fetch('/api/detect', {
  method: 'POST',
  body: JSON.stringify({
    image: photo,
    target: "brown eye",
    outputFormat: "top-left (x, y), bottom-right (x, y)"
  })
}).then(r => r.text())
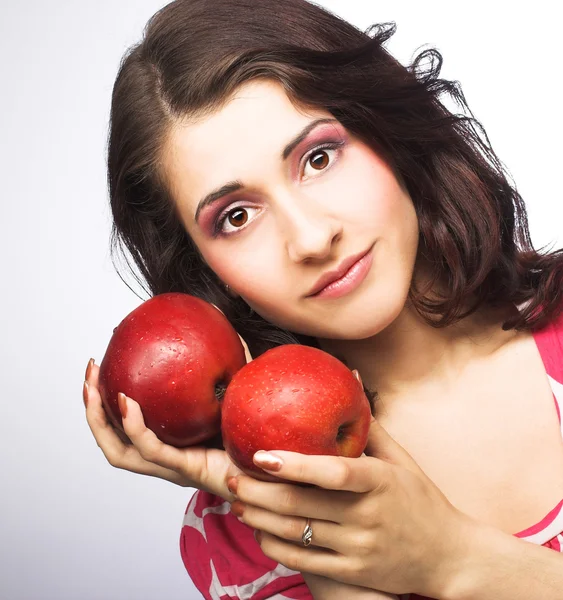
top-left (309, 150), bottom-right (330, 170)
top-left (227, 208), bottom-right (248, 228)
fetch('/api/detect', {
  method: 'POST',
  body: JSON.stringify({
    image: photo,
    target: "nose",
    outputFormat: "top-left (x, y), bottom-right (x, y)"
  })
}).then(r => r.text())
top-left (279, 195), bottom-right (343, 263)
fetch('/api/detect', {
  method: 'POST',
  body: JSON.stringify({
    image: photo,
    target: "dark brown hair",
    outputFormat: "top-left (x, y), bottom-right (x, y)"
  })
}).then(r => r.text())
top-left (107, 0), bottom-right (563, 360)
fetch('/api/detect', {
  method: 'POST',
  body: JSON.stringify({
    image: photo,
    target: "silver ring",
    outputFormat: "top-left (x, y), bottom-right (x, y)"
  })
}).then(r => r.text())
top-left (301, 518), bottom-right (313, 547)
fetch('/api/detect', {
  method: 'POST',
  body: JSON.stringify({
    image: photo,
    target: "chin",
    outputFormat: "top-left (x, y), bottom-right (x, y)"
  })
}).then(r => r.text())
top-left (311, 285), bottom-right (410, 340)
top-left (283, 301), bottom-right (404, 342)
top-left (246, 273), bottom-right (411, 341)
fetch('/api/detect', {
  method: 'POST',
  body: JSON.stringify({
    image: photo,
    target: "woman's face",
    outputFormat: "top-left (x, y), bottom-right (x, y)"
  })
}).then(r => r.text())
top-left (163, 79), bottom-right (419, 340)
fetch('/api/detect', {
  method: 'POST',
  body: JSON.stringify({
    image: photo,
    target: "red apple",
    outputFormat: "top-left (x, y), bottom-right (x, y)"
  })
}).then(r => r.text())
top-left (98, 293), bottom-right (247, 447)
top-left (221, 344), bottom-right (372, 480)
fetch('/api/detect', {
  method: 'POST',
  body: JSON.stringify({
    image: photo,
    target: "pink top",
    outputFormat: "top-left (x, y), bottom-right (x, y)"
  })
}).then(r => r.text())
top-left (179, 311), bottom-right (563, 600)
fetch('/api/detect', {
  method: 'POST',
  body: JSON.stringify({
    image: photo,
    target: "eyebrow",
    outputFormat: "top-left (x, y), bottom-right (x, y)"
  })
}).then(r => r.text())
top-left (194, 117), bottom-right (338, 223)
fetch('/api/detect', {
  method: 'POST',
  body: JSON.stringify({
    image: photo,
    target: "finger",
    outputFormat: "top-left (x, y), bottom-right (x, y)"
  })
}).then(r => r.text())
top-left (232, 502), bottom-right (344, 552)
top-left (84, 363), bottom-right (135, 458)
top-left (85, 361), bottom-right (244, 497)
top-left (119, 394), bottom-right (197, 474)
top-left (237, 333), bottom-right (253, 363)
top-left (365, 419), bottom-right (424, 476)
top-left (121, 394), bottom-right (245, 496)
top-left (257, 531), bottom-right (355, 583)
top-left (233, 475), bottom-right (351, 522)
top-left (252, 450), bottom-right (390, 493)
top-left (85, 363), bottom-right (132, 445)
top-left (84, 363), bottom-right (185, 484)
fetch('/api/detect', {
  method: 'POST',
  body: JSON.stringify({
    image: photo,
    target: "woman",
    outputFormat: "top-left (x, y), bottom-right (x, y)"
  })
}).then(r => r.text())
top-left (83, 0), bottom-right (563, 598)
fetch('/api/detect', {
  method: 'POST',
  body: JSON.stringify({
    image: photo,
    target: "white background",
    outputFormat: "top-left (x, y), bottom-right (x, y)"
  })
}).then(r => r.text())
top-left (1, 1), bottom-right (561, 599)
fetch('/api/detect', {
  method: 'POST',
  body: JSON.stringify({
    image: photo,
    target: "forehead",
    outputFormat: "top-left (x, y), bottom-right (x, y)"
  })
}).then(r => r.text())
top-left (163, 80), bottom-right (330, 209)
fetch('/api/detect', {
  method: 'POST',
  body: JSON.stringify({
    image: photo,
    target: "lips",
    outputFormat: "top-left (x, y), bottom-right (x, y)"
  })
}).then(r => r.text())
top-left (307, 246), bottom-right (373, 297)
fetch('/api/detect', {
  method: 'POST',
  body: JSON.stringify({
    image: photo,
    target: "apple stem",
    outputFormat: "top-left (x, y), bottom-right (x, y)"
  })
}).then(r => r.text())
top-left (215, 382), bottom-right (228, 402)
top-left (337, 422), bottom-right (353, 442)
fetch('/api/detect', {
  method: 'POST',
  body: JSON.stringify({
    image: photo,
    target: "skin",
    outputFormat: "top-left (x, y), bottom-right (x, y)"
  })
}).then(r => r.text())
top-left (85, 79), bottom-right (563, 599)
top-left (164, 79), bottom-right (525, 400)
top-left (165, 78), bottom-right (419, 343)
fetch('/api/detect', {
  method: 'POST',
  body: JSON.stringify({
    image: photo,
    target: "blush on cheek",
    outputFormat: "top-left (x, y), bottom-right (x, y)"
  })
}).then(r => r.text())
top-left (200, 252), bottom-right (260, 303)
top-left (200, 254), bottom-right (231, 286)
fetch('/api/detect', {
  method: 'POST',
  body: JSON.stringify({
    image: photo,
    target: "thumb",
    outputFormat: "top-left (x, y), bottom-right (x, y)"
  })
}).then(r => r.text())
top-left (365, 418), bottom-right (424, 475)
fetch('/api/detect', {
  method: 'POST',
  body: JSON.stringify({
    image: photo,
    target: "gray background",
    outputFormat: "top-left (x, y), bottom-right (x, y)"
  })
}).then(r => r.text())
top-left (1, 1), bottom-right (560, 599)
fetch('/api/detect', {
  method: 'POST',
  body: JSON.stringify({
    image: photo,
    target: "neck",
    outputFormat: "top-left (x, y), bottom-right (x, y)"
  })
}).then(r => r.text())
top-left (317, 301), bottom-right (520, 402)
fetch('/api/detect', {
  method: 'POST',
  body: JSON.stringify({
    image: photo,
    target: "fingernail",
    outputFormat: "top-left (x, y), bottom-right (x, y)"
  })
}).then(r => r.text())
top-left (352, 369), bottom-right (363, 386)
top-left (253, 450), bottom-right (283, 472)
top-left (118, 392), bottom-right (128, 419)
top-left (227, 476), bottom-right (238, 496)
top-left (83, 380), bottom-right (89, 408)
top-left (230, 501), bottom-right (245, 519)
top-left (85, 358), bottom-right (95, 381)
top-left (254, 530), bottom-right (262, 544)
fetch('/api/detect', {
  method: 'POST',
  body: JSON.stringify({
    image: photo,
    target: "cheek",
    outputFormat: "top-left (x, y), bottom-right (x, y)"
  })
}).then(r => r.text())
top-left (200, 241), bottom-right (298, 330)
top-left (200, 239), bottom-right (283, 301)
top-left (339, 150), bottom-right (419, 264)
top-left (198, 246), bottom-right (245, 287)
top-left (200, 251), bottom-right (230, 284)
top-left (328, 146), bottom-right (401, 220)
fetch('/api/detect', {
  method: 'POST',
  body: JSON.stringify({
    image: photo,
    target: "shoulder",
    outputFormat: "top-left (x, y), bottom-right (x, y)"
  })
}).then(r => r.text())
top-left (180, 489), bottom-right (312, 600)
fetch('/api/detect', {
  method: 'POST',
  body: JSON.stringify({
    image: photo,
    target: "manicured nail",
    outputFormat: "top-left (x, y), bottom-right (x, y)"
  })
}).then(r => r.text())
top-left (83, 380), bottom-right (89, 408)
top-left (253, 450), bottom-right (283, 472)
top-left (230, 501), bottom-right (245, 519)
top-left (227, 476), bottom-right (238, 496)
top-left (85, 358), bottom-right (95, 381)
top-left (254, 530), bottom-right (262, 544)
top-left (117, 392), bottom-right (128, 419)
top-left (352, 369), bottom-right (363, 386)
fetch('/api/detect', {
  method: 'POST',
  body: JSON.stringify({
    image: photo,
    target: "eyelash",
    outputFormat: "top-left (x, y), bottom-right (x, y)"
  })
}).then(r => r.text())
top-left (212, 140), bottom-right (345, 237)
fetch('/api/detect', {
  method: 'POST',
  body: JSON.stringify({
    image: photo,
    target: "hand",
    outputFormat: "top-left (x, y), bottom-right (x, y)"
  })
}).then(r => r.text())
top-left (228, 418), bottom-right (476, 598)
top-left (83, 359), bottom-right (243, 500)
top-left (302, 573), bottom-right (399, 600)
